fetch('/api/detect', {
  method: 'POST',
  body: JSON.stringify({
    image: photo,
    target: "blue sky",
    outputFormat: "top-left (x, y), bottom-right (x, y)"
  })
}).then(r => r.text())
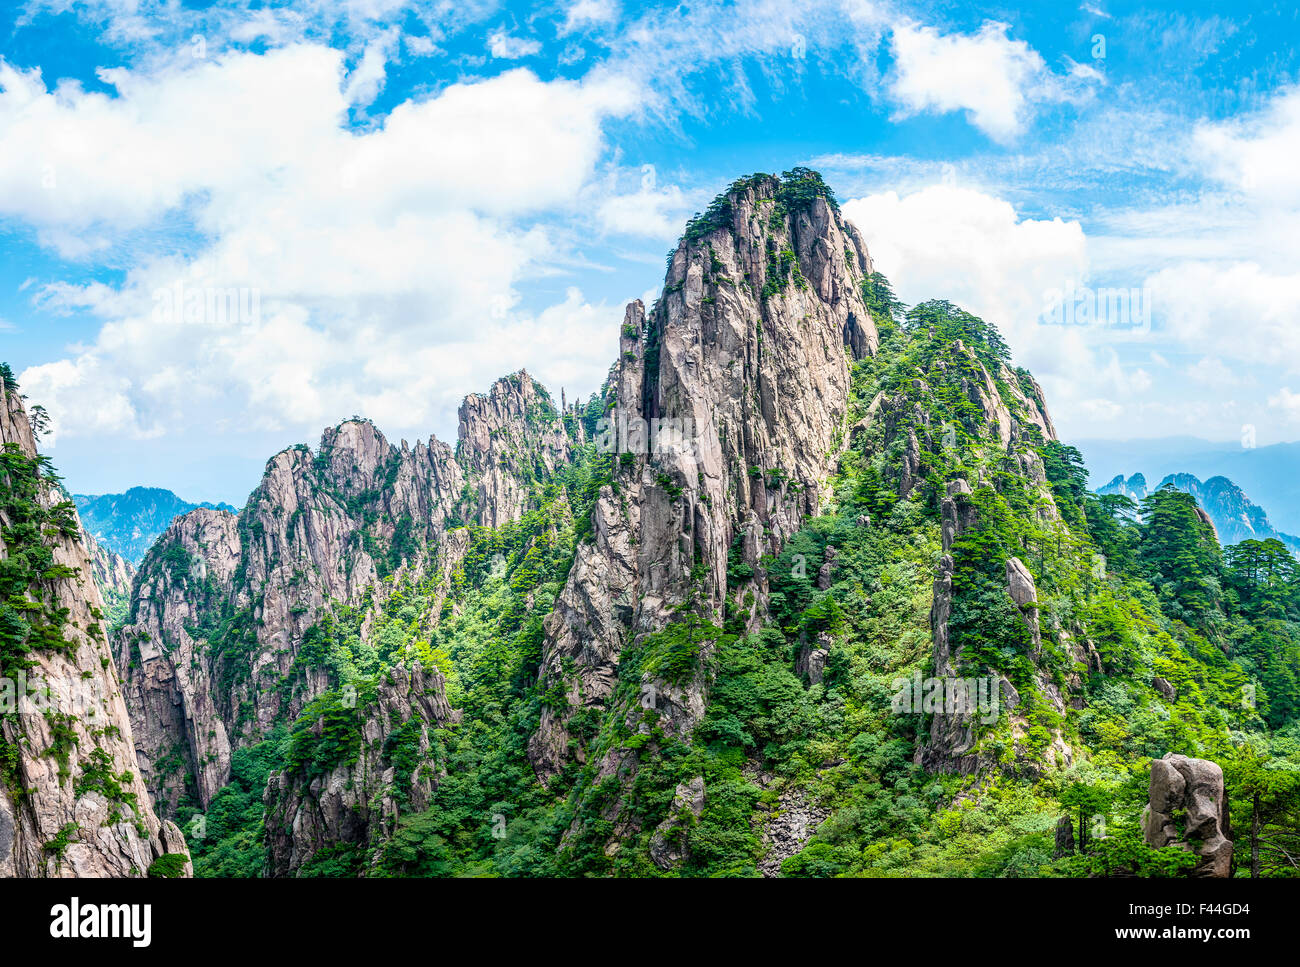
top-left (1, 0), bottom-right (1298, 505)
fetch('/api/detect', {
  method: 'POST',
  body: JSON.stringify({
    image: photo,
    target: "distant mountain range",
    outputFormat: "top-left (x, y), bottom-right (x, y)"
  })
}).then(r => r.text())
top-left (1077, 436), bottom-right (1300, 535)
top-left (1096, 471), bottom-right (1300, 553)
top-left (73, 487), bottom-right (238, 563)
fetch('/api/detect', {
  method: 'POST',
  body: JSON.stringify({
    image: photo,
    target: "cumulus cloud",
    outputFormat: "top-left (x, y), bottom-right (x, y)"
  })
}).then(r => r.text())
top-left (4, 47), bottom-right (639, 445)
top-left (842, 184), bottom-right (1089, 370)
top-left (886, 20), bottom-right (1098, 141)
top-left (1147, 261), bottom-right (1300, 367)
top-left (839, 183), bottom-right (1173, 439)
top-left (595, 165), bottom-right (694, 240)
top-left (1268, 387), bottom-right (1300, 424)
top-left (1196, 88), bottom-right (1300, 206)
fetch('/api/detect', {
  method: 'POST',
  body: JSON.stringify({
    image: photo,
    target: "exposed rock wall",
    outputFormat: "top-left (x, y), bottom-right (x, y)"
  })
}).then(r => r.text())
top-left (529, 174), bottom-right (878, 782)
top-left (115, 373), bottom-right (569, 814)
top-left (83, 529), bottom-right (135, 615)
top-left (457, 371), bottom-right (571, 529)
top-left (1, 381), bottom-right (190, 877)
top-left (263, 663), bottom-right (459, 876)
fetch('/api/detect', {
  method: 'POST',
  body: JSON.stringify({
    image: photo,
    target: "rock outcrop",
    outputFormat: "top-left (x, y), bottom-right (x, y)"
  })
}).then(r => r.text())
top-left (1053, 814), bottom-right (1075, 857)
top-left (1, 375), bottom-right (190, 877)
top-left (1005, 556), bottom-right (1042, 657)
top-left (529, 172), bottom-right (878, 787)
top-left (82, 528), bottom-right (135, 618)
top-left (457, 372), bottom-right (571, 529)
top-left (1142, 753), bottom-right (1233, 877)
top-left (114, 373), bottom-right (571, 814)
top-left (648, 776), bottom-right (705, 870)
top-left (263, 663), bottom-right (459, 876)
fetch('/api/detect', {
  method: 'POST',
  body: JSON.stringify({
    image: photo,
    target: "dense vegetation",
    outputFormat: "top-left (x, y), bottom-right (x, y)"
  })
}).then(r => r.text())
top-left (178, 267), bottom-right (1300, 878)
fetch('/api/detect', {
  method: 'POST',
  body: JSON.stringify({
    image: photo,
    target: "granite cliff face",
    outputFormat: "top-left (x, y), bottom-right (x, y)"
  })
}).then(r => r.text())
top-left (527, 173), bottom-right (877, 837)
top-left (457, 375), bottom-right (571, 529)
top-left (0, 377), bottom-right (190, 877)
top-left (83, 529), bottom-right (135, 619)
top-left (263, 663), bottom-right (459, 876)
top-left (114, 372), bottom-right (569, 815)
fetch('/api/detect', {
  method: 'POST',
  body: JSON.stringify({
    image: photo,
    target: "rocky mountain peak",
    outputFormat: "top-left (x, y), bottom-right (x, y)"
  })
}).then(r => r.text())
top-left (528, 169), bottom-right (882, 781)
top-left (457, 371), bottom-right (571, 529)
top-left (112, 366), bottom-right (583, 814)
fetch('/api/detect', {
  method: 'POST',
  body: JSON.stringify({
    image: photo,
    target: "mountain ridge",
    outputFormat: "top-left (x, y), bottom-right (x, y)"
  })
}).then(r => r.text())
top-left (1098, 471), bottom-right (1300, 553)
top-left (1079, 437), bottom-right (1300, 535)
top-left (73, 486), bottom-right (238, 565)
top-left (65, 169), bottom-right (1300, 879)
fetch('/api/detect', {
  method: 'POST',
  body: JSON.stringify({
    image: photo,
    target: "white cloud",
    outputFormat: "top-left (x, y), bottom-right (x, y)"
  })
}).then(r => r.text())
top-left (0, 48), bottom-right (345, 250)
top-left (842, 184), bottom-right (1089, 373)
top-left (839, 183), bottom-right (1173, 440)
top-left (1195, 87), bottom-right (1300, 206)
top-left (1268, 387), bottom-right (1300, 423)
top-left (886, 20), bottom-right (1095, 141)
top-left (1147, 261), bottom-right (1300, 366)
top-left (1050, 85), bottom-right (1300, 444)
top-left (1077, 398), bottom-right (1123, 422)
top-left (405, 34), bottom-right (438, 56)
top-left (488, 29), bottom-right (542, 59)
top-left (5, 47), bottom-right (639, 444)
top-left (597, 183), bottom-right (692, 239)
top-left (887, 21), bottom-right (1044, 140)
top-left (561, 0), bottom-right (619, 35)
top-left (19, 354), bottom-right (159, 443)
top-left (343, 27), bottom-right (399, 106)
top-left (1186, 356), bottom-right (1239, 388)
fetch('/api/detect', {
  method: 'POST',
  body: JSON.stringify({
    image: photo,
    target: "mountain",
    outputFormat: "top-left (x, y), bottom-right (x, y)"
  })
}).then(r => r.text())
top-left (1098, 472), bottom-right (1300, 552)
top-left (73, 487), bottom-right (238, 564)
top-left (81, 529), bottom-right (136, 624)
top-left (1078, 437), bottom-right (1300, 535)
top-left (1097, 471), bottom-right (1149, 503)
top-left (114, 373), bottom-right (574, 872)
top-left (101, 170), bottom-right (1300, 879)
top-left (0, 367), bottom-right (191, 877)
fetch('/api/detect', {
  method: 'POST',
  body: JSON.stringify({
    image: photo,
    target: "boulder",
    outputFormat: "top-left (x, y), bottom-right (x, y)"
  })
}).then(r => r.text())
top-left (1141, 753), bottom-right (1233, 877)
